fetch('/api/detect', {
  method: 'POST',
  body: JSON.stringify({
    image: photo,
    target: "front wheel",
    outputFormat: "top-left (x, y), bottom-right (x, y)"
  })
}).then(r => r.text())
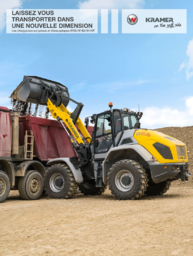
top-left (107, 159), bottom-right (148, 200)
top-left (0, 171), bottom-right (10, 203)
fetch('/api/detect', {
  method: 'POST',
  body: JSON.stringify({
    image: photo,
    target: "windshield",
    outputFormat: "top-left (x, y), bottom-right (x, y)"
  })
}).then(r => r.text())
top-left (123, 113), bottom-right (138, 130)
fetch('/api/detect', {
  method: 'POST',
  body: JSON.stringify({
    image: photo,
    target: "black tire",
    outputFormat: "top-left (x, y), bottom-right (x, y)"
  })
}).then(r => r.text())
top-left (0, 171), bottom-right (10, 203)
top-left (18, 170), bottom-right (44, 200)
top-left (78, 180), bottom-right (106, 195)
top-left (107, 159), bottom-right (148, 200)
top-left (146, 180), bottom-right (171, 196)
top-left (44, 164), bottom-right (76, 199)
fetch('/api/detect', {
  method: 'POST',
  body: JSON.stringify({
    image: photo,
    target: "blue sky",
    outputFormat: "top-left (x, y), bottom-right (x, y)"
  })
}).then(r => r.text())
top-left (0, 0), bottom-right (193, 128)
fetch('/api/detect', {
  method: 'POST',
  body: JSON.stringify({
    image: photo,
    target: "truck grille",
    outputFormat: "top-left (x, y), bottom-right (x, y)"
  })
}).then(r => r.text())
top-left (176, 146), bottom-right (186, 160)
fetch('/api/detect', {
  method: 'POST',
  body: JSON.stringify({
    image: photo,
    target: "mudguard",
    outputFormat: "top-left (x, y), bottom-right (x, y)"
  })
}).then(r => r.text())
top-left (47, 158), bottom-right (83, 183)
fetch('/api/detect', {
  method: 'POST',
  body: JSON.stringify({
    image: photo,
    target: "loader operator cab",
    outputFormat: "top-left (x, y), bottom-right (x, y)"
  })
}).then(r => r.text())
top-left (93, 108), bottom-right (142, 155)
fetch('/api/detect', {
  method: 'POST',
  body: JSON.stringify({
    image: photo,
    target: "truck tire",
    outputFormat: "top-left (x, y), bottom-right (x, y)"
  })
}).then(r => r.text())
top-left (44, 164), bottom-right (76, 199)
top-left (0, 171), bottom-right (10, 203)
top-left (146, 180), bottom-right (171, 196)
top-left (18, 170), bottom-right (44, 200)
top-left (78, 180), bottom-right (106, 195)
top-left (107, 159), bottom-right (148, 200)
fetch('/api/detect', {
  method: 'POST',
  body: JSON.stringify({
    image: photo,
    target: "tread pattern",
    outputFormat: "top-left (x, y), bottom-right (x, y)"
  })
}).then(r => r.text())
top-left (146, 180), bottom-right (171, 196)
top-left (18, 170), bottom-right (44, 200)
top-left (18, 170), bottom-right (34, 200)
top-left (44, 163), bottom-right (76, 199)
top-left (107, 159), bottom-right (148, 200)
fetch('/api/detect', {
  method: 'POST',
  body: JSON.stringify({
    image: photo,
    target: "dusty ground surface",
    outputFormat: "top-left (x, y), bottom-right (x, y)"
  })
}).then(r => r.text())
top-left (0, 187), bottom-right (193, 256)
top-left (1, 126), bottom-right (193, 256)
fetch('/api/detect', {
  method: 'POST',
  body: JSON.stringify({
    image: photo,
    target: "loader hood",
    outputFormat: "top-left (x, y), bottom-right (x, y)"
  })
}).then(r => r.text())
top-left (133, 129), bottom-right (188, 164)
top-left (10, 76), bottom-right (70, 107)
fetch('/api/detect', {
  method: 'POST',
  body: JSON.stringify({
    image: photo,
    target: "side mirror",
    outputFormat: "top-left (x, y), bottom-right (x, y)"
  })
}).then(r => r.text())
top-left (90, 114), bottom-right (96, 124)
top-left (85, 117), bottom-right (89, 129)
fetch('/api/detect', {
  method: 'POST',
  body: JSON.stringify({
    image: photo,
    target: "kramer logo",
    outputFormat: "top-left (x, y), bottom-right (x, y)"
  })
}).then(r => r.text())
top-left (146, 17), bottom-right (174, 22)
top-left (66, 119), bottom-right (79, 139)
top-left (127, 14), bottom-right (138, 25)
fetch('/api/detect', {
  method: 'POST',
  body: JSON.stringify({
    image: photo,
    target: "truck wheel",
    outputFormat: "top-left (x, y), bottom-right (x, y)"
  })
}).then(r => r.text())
top-left (44, 164), bottom-right (76, 199)
top-left (146, 180), bottom-right (171, 196)
top-left (78, 180), bottom-right (106, 195)
top-left (107, 159), bottom-right (148, 200)
top-left (18, 170), bottom-right (44, 200)
top-left (0, 171), bottom-right (10, 203)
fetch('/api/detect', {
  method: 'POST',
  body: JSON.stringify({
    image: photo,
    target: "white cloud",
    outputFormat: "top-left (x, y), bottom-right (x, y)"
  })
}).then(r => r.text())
top-left (78, 0), bottom-right (144, 9)
top-left (0, 0), bottom-right (23, 32)
top-left (92, 79), bottom-right (155, 93)
top-left (179, 39), bottom-right (193, 80)
top-left (142, 96), bottom-right (193, 128)
top-left (177, 60), bottom-right (186, 72)
top-left (186, 96), bottom-right (193, 115)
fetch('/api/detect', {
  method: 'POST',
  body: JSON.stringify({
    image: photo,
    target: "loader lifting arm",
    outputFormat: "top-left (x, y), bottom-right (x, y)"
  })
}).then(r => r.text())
top-left (10, 76), bottom-right (92, 168)
top-left (47, 99), bottom-right (92, 145)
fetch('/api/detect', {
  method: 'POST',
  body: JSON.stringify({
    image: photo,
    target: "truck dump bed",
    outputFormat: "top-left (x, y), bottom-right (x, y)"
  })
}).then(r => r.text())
top-left (19, 115), bottom-right (93, 162)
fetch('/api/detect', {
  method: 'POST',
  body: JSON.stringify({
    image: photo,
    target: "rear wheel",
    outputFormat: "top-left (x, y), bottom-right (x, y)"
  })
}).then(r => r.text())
top-left (107, 159), bottom-right (148, 200)
top-left (18, 170), bottom-right (44, 200)
top-left (78, 180), bottom-right (106, 195)
top-left (146, 180), bottom-right (171, 196)
top-left (0, 171), bottom-right (10, 203)
top-left (44, 164), bottom-right (76, 199)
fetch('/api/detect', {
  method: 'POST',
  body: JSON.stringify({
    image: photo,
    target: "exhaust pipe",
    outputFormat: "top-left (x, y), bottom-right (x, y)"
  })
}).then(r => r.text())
top-left (10, 76), bottom-right (70, 107)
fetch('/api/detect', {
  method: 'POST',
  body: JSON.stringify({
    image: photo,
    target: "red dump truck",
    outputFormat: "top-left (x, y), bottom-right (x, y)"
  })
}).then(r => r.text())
top-left (0, 106), bottom-right (93, 202)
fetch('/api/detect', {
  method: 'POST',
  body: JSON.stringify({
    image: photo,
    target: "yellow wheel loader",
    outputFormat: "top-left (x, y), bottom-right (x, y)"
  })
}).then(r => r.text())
top-left (10, 76), bottom-right (190, 200)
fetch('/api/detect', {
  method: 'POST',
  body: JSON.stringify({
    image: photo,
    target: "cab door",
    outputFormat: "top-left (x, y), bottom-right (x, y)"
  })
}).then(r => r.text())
top-left (94, 112), bottom-right (113, 159)
top-left (93, 110), bottom-right (122, 159)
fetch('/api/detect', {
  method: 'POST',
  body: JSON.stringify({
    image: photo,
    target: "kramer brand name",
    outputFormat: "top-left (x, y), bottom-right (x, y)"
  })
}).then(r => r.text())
top-left (146, 17), bottom-right (174, 22)
top-left (66, 119), bottom-right (79, 139)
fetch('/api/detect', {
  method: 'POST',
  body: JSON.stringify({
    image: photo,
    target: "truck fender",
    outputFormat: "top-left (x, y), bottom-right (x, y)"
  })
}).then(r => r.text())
top-left (47, 158), bottom-right (83, 183)
top-left (0, 160), bottom-right (15, 187)
top-left (15, 160), bottom-right (46, 178)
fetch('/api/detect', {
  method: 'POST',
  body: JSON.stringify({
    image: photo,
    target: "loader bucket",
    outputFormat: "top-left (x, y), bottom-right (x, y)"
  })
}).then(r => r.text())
top-left (10, 76), bottom-right (70, 107)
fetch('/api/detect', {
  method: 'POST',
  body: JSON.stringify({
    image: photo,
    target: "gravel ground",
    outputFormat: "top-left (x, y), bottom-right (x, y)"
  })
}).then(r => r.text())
top-left (1, 126), bottom-right (193, 256)
top-left (0, 187), bottom-right (193, 256)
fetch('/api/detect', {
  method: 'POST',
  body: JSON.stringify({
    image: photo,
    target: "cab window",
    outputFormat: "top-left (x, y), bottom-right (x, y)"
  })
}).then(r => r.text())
top-left (95, 113), bottom-right (112, 153)
top-left (123, 114), bottom-right (137, 130)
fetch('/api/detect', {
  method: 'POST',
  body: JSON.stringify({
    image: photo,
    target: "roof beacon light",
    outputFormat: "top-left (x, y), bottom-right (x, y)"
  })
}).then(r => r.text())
top-left (109, 102), bottom-right (113, 108)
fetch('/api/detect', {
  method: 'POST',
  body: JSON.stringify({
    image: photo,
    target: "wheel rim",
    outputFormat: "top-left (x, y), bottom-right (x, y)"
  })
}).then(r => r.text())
top-left (49, 173), bottom-right (65, 193)
top-left (115, 170), bottom-right (134, 192)
top-left (0, 178), bottom-right (6, 196)
top-left (30, 178), bottom-right (40, 194)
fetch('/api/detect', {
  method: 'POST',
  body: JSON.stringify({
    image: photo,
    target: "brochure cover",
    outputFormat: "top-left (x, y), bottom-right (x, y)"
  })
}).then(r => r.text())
top-left (0, 1), bottom-right (193, 255)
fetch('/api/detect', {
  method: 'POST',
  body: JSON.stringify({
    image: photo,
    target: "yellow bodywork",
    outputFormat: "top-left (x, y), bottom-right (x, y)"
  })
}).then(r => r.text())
top-left (47, 99), bottom-right (92, 145)
top-left (134, 129), bottom-right (188, 164)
